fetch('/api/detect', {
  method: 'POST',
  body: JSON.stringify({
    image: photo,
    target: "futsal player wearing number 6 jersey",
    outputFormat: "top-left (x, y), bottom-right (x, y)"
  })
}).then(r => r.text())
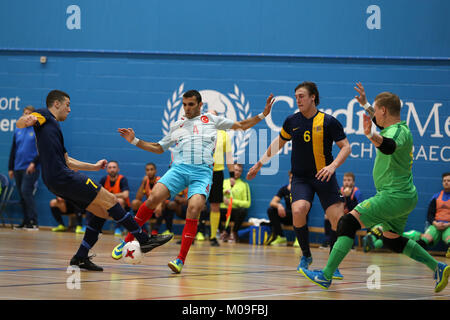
top-left (114, 90), bottom-right (275, 274)
top-left (247, 82), bottom-right (351, 280)
top-left (298, 84), bottom-right (449, 293)
top-left (16, 90), bottom-right (173, 271)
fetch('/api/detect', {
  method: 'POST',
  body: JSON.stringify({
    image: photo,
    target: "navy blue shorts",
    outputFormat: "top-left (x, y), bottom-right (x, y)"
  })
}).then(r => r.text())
top-left (46, 170), bottom-right (101, 210)
top-left (291, 173), bottom-right (343, 211)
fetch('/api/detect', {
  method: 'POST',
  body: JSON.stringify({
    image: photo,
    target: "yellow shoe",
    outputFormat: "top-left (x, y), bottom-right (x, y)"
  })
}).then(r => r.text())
top-left (162, 230), bottom-right (174, 236)
top-left (293, 238), bottom-right (300, 247)
top-left (270, 235), bottom-right (287, 246)
top-left (446, 247), bottom-right (450, 259)
top-left (111, 240), bottom-right (126, 260)
top-left (52, 224), bottom-right (67, 232)
top-left (75, 225), bottom-right (85, 234)
top-left (168, 258), bottom-right (184, 274)
top-left (195, 232), bottom-right (205, 241)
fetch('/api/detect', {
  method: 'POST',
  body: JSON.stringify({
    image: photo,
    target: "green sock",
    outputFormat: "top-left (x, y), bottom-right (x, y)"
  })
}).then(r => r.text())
top-left (374, 238), bottom-right (384, 249)
top-left (402, 230), bottom-right (422, 241)
top-left (323, 236), bottom-right (354, 280)
top-left (402, 239), bottom-right (438, 271)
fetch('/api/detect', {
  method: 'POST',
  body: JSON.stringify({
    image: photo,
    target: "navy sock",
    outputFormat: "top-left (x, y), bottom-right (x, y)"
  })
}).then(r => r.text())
top-left (75, 215), bottom-right (106, 258)
top-left (324, 219), bottom-right (332, 242)
top-left (107, 203), bottom-right (149, 243)
top-left (50, 207), bottom-right (64, 226)
top-left (294, 225), bottom-right (311, 257)
top-left (329, 229), bottom-right (338, 253)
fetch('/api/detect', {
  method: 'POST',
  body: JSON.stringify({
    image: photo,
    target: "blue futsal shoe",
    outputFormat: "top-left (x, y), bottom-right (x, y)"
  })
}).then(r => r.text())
top-left (434, 262), bottom-right (450, 293)
top-left (332, 268), bottom-right (344, 280)
top-left (298, 268), bottom-right (332, 290)
top-left (297, 256), bottom-right (313, 272)
top-left (168, 258), bottom-right (184, 274)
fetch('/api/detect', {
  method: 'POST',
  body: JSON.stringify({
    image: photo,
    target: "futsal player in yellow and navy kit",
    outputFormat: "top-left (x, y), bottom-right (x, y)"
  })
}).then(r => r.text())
top-left (16, 90), bottom-right (172, 271)
top-left (247, 82), bottom-right (351, 279)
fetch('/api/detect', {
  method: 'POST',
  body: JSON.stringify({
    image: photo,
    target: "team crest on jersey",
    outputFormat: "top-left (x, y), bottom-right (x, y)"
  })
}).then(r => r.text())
top-left (162, 83), bottom-right (252, 159)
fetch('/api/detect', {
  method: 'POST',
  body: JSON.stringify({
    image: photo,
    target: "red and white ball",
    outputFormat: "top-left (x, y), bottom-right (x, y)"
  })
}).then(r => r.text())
top-left (122, 241), bottom-right (143, 265)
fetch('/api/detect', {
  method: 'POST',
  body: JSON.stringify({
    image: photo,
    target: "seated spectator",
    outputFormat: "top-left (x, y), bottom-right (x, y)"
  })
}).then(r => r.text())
top-left (50, 196), bottom-right (85, 233)
top-left (99, 161), bottom-right (131, 236)
top-left (9, 105), bottom-right (40, 230)
top-left (131, 162), bottom-right (163, 233)
top-left (419, 172), bottom-right (450, 257)
top-left (131, 163), bottom-right (160, 212)
top-left (219, 163), bottom-right (251, 243)
top-left (266, 171), bottom-right (293, 246)
top-left (166, 188), bottom-right (208, 244)
top-left (363, 172), bottom-right (450, 258)
top-left (340, 172), bottom-right (362, 214)
top-left (322, 172), bottom-right (362, 248)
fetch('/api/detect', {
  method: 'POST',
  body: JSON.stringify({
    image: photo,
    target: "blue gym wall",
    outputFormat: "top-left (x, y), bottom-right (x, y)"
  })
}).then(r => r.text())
top-left (0, 0), bottom-right (449, 231)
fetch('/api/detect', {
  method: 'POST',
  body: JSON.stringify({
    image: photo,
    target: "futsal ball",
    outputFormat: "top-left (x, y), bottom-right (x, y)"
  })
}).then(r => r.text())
top-left (122, 241), bottom-right (143, 265)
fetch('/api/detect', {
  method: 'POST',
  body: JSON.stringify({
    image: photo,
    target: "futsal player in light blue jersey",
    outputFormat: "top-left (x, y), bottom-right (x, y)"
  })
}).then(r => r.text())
top-left (114, 90), bottom-right (275, 273)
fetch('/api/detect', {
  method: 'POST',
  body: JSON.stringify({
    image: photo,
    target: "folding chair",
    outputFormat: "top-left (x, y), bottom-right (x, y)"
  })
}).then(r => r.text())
top-left (0, 173), bottom-right (15, 227)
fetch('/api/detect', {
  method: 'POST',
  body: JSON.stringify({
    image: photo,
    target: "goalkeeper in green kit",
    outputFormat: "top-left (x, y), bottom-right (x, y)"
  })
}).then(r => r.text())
top-left (298, 82), bottom-right (449, 293)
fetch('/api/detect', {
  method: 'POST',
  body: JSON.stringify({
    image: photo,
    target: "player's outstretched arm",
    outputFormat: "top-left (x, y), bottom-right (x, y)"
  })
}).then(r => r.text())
top-left (118, 128), bottom-right (164, 154)
top-left (246, 135), bottom-right (286, 180)
top-left (16, 114), bottom-right (38, 128)
top-left (354, 82), bottom-right (375, 118)
top-left (65, 153), bottom-right (107, 171)
top-left (231, 94), bottom-right (275, 131)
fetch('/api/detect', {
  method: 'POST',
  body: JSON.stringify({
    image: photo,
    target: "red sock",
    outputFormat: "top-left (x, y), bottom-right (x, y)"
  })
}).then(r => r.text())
top-left (124, 202), bottom-right (154, 242)
top-left (177, 219), bottom-right (198, 263)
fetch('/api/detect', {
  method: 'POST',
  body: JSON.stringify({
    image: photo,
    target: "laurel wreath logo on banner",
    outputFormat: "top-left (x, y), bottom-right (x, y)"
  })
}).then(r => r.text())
top-left (161, 83), bottom-right (252, 157)
top-left (162, 83), bottom-right (185, 136)
top-left (228, 84), bottom-right (252, 159)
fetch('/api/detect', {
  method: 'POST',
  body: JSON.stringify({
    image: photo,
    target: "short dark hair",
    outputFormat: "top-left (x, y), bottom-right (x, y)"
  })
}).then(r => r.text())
top-left (146, 162), bottom-right (156, 169)
top-left (183, 90), bottom-right (202, 103)
top-left (295, 81), bottom-right (320, 106)
top-left (374, 92), bottom-right (401, 117)
top-left (46, 90), bottom-right (70, 108)
top-left (108, 160), bottom-right (119, 167)
top-left (443, 172), bottom-right (450, 179)
top-left (344, 172), bottom-right (355, 181)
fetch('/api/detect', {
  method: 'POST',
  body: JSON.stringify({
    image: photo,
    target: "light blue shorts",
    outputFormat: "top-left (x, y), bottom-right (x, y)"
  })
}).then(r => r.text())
top-left (158, 163), bottom-right (213, 199)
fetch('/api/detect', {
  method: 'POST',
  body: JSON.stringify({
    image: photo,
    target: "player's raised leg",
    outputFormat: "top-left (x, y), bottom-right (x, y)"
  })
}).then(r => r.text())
top-left (299, 211), bottom-right (361, 289)
top-left (112, 183), bottom-right (172, 259)
top-left (92, 188), bottom-right (172, 249)
top-left (324, 201), bottom-right (345, 279)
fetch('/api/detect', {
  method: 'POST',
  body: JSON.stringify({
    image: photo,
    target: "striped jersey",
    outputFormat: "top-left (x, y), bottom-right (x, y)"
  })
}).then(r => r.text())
top-left (158, 113), bottom-right (235, 166)
top-left (280, 110), bottom-right (346, 177)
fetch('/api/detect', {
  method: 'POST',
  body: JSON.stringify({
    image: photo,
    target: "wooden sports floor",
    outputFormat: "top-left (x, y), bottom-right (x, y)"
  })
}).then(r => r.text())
top-left (0, 228), bottom-right (449, 301)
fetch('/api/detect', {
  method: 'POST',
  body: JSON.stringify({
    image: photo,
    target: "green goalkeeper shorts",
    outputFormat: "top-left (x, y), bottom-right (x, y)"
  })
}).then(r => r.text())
top-left (355, 191), bottom-right (418, 235)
